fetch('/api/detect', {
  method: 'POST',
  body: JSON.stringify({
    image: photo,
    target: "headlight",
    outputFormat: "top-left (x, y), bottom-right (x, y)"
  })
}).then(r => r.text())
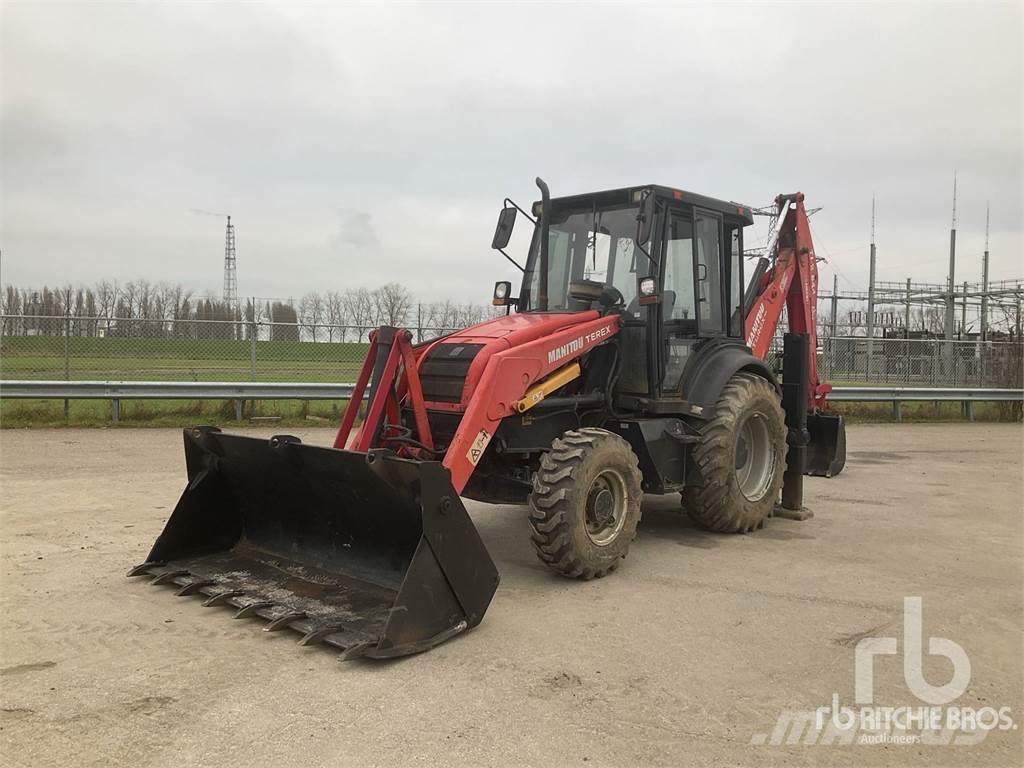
top-left (492, 281), bottom-right (513, 306)
top-left (637, 276), bottom-right (659, 306)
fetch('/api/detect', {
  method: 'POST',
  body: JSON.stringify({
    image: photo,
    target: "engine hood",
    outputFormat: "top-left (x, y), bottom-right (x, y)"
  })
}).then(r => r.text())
top-left (417, 311), bottom-right (602, 410)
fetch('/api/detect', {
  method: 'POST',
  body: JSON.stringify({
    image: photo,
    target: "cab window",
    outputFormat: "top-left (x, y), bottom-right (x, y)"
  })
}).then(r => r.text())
top-left (695, 211), bottom-right (723, 335)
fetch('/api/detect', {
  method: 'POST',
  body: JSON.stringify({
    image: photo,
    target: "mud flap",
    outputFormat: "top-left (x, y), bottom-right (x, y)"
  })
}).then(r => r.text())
top-left (129, 427), bottom-right (499, 659)
top-left (806, 413), bottom-right (847, 478)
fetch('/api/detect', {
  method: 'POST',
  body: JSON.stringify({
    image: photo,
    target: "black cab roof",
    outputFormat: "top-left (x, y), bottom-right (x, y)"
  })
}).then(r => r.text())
top-left (538, 184), bottom-right (754, 226)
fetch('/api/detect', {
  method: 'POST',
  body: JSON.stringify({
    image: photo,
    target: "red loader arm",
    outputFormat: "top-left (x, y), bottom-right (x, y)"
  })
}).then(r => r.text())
top-left (335, 313), bottom-right (621, 494)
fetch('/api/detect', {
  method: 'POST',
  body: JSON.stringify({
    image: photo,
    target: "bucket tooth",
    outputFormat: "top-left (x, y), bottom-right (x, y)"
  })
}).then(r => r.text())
top-left (233, 601), bottom-right (274, 619)
top-left (151, 570), bottom-right (190, 586)
top-left (127, 561), bottom-right (162, 577)
top-left (263, 611), bottom-right (306, 632)
top-left (175, 579), bottom-right (216, 596)
top-left (338, 642), bottom-right (375, 661)
top-left (202, 590), bottom-right (244, 607)
top-left (297, 625), bottom-right (344, 647)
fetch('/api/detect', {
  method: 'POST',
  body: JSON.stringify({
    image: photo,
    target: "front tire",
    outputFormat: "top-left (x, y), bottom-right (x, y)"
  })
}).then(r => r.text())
top-left (528, 428), bottom-right (643, 579)
top-left (683, 372), bottom-right (785, 533)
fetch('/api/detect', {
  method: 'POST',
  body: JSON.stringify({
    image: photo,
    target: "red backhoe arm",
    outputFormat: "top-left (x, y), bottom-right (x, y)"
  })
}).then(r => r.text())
top-left (744, 192), bottom-right (831, 410)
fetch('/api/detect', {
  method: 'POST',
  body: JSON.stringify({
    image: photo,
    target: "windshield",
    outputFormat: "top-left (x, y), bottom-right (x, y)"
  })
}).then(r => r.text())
top-left (519, 204), bottom-right (647, 311)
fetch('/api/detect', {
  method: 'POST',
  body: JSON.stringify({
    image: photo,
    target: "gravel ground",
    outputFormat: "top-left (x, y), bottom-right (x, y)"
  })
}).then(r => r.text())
top-left (1, 424), bottom-right (1021, 767)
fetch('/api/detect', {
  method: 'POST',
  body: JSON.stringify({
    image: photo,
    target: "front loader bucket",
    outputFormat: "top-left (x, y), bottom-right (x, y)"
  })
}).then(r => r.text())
top-left (129, 427), bottom-right (499, 659)
top-left (806, 412), bottom-right (847, 478)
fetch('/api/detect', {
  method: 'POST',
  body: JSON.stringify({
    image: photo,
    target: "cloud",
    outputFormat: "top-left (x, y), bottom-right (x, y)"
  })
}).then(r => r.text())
top-left (328, 210), bottom-right (380, 252)
top-left (1, 1), bottom-right (1020, 304)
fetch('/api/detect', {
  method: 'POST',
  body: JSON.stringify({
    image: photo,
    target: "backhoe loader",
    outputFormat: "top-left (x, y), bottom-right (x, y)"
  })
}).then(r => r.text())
top-left (130, 179), bottom-right (846, 659)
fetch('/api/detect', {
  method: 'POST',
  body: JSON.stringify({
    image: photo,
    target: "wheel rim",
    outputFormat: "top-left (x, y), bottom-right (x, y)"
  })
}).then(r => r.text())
top-left (584, 469), bottom-right (628, 546)
top-left (734, 413), bottom-right (775, 502)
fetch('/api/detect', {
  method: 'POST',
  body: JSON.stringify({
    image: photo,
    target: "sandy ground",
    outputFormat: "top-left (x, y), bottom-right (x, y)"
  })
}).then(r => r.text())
top-left (1, 424), bottom-right (1021, 768)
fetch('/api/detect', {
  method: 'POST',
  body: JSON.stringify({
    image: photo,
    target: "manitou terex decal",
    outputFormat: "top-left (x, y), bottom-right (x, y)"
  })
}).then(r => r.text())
top-left (546, 323), bottom-right (614, 365)
top-left (747, 303), bottom-right (768, 349)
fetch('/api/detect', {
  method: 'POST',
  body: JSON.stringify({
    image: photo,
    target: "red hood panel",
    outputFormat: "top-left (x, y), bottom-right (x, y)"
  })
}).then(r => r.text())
top-left (444, 311), bottom-right (600, 346)
top-left (419, 311), bottom-right (602, 410)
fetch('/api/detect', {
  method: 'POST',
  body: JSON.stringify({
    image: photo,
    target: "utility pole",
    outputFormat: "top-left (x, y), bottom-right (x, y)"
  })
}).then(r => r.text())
top-left (944, 174), bottom-right (957, 376)
top-left (830, 274), bottom-right (838, 338)
top-left (945, 174), bottom-right (957, 341)
top-left (981, 203), bottom-right (990, 342)
top-left (904, 279), bottom-right (912, 330)
top-left (222, 216), bottom-right (237, 310)
top-left (904, 278), bottom-right (912, 383)
top-left (64, 287), bottom-right (71, 420)
top-left (866, 195), bottom-right (877, 377)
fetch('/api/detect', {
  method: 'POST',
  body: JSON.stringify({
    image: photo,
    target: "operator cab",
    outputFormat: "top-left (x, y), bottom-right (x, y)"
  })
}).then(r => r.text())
top-left (490, 181), bottom-right (753, 405)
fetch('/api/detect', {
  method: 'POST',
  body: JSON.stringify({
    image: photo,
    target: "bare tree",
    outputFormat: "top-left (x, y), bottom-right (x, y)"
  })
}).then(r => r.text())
top-left (84, 290), bottom-right (98, 336)
top-left (300, 292), bottom-right (326, 341)
top-left (372, 282), bottom-right (412, 328)
top-left (454, 303), bottom-right (487, 329)
top-left (95, 281), bottom-right (120, 335)
top-left (425, 299), bottom-right (458, 337)
top-left (346, 288), bottom-right (375, 342)
top-left (1, 285), bottom-right (20, 335)
top-left (325, 290), bottom-right (345, 342)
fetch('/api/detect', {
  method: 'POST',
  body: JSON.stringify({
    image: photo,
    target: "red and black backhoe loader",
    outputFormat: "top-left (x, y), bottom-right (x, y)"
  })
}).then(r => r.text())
top-left (130, 179), bottom-right (846, 659)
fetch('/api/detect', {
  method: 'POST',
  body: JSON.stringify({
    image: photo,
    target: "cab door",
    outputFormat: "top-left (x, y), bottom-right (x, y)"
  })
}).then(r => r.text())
top-left (694, 207), bottom-right (726, 337)
top-left (658, 206), bottom-right (726, 395)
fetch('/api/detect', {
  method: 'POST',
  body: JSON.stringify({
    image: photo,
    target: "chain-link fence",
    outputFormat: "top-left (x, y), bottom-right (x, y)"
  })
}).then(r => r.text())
top-left (0, 315), bottom-right (467, 382)
top-left (2, 314), bottom-right (1021, 388)
top-left (814, 336), bottom-right (1023, 388)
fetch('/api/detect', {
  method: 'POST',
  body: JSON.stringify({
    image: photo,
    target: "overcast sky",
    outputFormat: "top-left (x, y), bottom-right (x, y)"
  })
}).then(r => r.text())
top-left (2, 1), bottom-right (1021, 305)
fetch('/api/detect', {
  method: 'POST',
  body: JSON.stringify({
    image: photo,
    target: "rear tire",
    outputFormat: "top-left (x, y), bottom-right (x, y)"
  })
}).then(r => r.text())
top-left (528, 428), bottom-right (643, 579)
top-left (683, 373), bottom-right (785, 533)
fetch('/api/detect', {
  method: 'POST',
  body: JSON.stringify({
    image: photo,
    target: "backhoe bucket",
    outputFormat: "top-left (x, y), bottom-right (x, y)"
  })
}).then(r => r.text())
top-left (129, 427), bottom-right (499, 659)
top-left (806, 412), bottom-right (847, 477)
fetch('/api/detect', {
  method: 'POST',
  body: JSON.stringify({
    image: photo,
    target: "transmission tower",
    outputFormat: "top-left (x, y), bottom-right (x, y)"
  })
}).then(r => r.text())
top-left (222, 215), bottom-right (237, 309)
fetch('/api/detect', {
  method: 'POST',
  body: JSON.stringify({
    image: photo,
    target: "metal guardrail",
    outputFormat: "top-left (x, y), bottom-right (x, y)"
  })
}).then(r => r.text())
top-left (828, 386), bottom-right (1023, 402)
top-left (0, 380), bottom-right (355, 422)
top-left (829, 386), bottom-right (1022, 420)
top-left (1, 380), bottom-right (1021, 424)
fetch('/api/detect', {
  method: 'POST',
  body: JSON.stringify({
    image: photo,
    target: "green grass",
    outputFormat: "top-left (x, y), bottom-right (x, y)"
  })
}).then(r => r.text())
top-left (0, 336), bottom-right (368, 381)
top-left (831, 400), bottom-right (1017, 423)
top-left (0, 398), bottom-right (350, 428)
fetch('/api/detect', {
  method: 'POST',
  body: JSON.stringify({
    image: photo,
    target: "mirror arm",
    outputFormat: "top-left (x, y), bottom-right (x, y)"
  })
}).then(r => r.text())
top-left (633, 189), bottom-right (659, 270)
top-left (497, 247), bottom-right (525, 273)
top-left (635, 242), bottom-right (658, 270)
top-left (504, 198), bottom-right (536, 225)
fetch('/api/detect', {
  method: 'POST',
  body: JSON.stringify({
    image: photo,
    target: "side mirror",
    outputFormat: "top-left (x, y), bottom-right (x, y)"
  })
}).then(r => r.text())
top-left (491, 207), bottom-right (517, 250)
top-left (635, 191), bottom-right (656, 246)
